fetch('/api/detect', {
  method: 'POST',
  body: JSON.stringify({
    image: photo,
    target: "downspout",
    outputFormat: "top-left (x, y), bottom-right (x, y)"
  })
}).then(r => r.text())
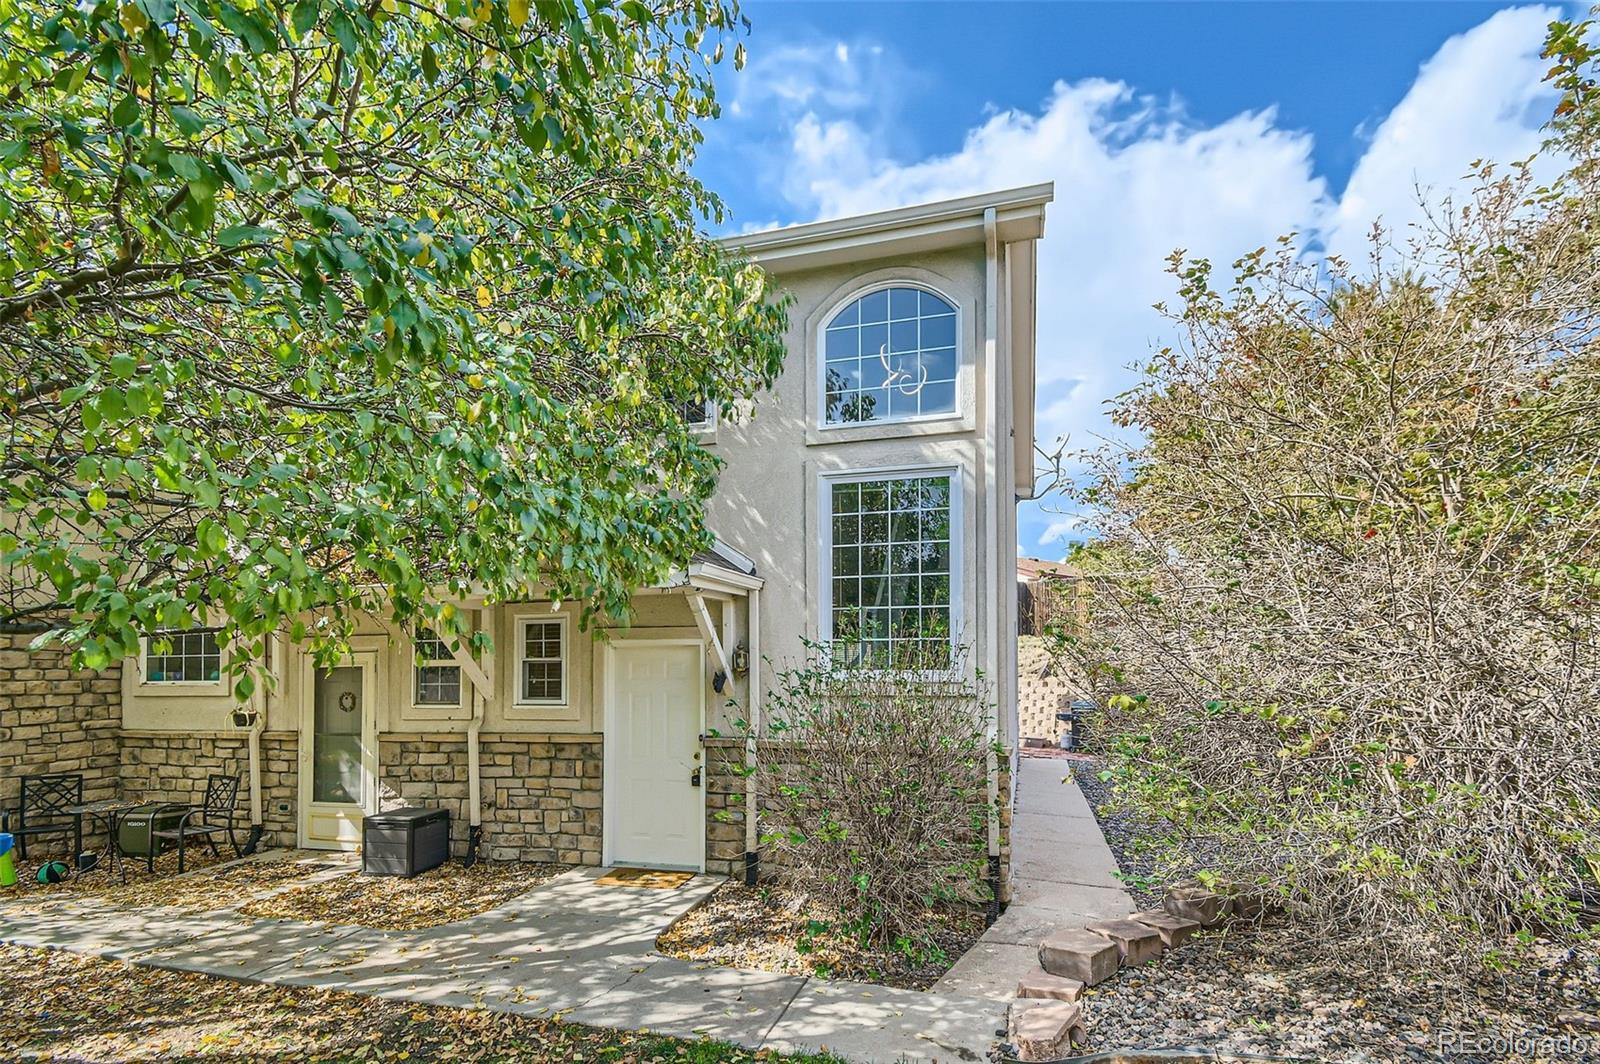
top-left (983, 206), bottom-right (1003, 921)
top-left (464, 607), bottom-right (487, 866)
top-left (744, 587), bottom-right (761, 885)
top-left (241, 634), bottom-right (276, 855)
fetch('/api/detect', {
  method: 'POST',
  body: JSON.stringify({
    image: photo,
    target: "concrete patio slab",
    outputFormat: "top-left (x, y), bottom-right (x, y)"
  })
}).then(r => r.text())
top-left (927, 940), bottom-right (1040, 1001)
top-left (567, 956), bottom-right (807, 1046)
top-left (134, 918), bottom-right (362, 980)
top-left (932, 756), bottom-right (1134, 1000)
top-left (763, 978), bottom-right (1005, 1063)
top-left (4, 852), bottom-right (1034, 1063)
top-left (991, 881), bottom-right (1138, 939)
top-left (0, 903), bottom-right (238, 960)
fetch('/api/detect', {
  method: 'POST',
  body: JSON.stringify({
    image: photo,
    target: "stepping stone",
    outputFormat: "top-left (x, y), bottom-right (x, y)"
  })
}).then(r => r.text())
top-left (1129, 909), bottom-right (1200, 948)
top-left (1008, 999), bottom-right (1085, 1061)
top-left (1015, 970), bottom-right (1085, 1003)
top-left (1038, 928), bottom-right (1119, 986)
top-left (1085, 918), bottom-right (1164, 967)
top-left (1228, 893), bottom-right (1267, 920)
top-left (1164, 884), bottom-right (1225, 927)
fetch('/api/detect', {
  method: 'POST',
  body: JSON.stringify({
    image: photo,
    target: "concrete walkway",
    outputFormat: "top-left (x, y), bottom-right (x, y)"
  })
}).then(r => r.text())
top-left (933, 754), bottom-right (1134, 1000)
top-left (1, 862), bottom-right (1003, 1063)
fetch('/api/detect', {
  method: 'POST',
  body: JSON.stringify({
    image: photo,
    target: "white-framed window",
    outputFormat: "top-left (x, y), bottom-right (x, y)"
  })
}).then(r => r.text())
top-left (678, 397), bottom-right (716, 431)
top-left (821, 285), bottom-right (959, 427)
top-left (413, 627), bottom-right (462, 707)
top-left (516, 616), bottom-right (568, 704)
top-left (143, 628), bottom-right (222, 683)
top-left (822, 468), bottom-right (959, 669)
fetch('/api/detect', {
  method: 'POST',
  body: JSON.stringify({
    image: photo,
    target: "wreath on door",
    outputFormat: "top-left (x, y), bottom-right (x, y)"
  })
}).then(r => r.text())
top-left (338, 691), bottom-right (356, 714)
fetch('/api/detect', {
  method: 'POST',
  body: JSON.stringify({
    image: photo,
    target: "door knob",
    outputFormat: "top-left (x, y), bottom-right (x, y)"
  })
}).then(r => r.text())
top-left (690, 767), bottom-right (702, 788)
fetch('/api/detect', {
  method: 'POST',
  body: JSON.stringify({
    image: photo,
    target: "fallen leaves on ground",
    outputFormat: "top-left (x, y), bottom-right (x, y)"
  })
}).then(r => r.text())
top-left (0, 849), bottom-right (336, 914)
top-left (657, 882), bottom-right (985, 990)
top-left (237, 860), bottom-right (570, 929)
top-left (0, 944), bottom-right (845, 1064)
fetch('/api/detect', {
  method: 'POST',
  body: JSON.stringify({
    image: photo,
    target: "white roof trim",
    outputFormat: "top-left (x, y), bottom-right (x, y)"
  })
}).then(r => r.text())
top-left (720, 184), bottom-right (1053, 274)
top-left (650, 565), bottom-right (764, 594)
top-left (709, 537), bottom-right (756, 575)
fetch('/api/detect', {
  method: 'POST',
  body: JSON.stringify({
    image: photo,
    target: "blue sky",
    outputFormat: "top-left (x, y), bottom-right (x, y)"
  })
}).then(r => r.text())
top-left (693, 1), bottom-right (1575, 556)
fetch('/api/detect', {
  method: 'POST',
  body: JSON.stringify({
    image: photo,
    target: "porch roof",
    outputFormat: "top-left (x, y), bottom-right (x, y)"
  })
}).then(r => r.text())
top-left (654, 537), bottom-right (762, 596)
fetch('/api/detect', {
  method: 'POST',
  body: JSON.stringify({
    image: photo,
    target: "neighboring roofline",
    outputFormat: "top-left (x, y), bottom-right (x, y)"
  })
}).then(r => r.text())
top-left (708, 537), bottom-right (756, 576)
top-left (720, 183), bottom-right (1054, 274)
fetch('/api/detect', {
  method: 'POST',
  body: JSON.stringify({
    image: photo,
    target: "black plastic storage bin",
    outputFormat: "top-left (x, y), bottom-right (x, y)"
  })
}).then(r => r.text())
top-left (362, 806), bottom-right (449, 877)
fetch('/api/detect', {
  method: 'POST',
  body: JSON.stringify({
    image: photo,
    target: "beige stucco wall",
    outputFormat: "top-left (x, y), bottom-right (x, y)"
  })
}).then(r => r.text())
top-left (115, 240), bottom-right (1021, 756)
top-left (118, 592), bottom-right (749, 736)
top-left (706, 243), bottom-right (1018, 744)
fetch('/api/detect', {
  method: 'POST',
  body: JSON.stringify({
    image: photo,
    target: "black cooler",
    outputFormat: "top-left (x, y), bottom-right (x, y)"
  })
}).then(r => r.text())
top-left (362, 806), bottom-right (449, 877)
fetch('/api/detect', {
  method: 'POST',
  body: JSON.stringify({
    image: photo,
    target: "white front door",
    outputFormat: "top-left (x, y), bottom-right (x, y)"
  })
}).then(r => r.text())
top-left (300, 654), bottom-right (378, 850)
top-left (606, 641), bottom-right (705, 870)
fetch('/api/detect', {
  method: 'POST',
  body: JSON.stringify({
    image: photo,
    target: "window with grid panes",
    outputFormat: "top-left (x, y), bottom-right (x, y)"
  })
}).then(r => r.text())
top-left (518, 618), bottom-right (566, 703)
top-left (827, 474), bottom-right (953, 668)
top-left (144, 628), bottom-right (222, 682)
top-left (413, 628), bottom-right (462, 705)
top-left (823, 286), bottom-right (958, 426)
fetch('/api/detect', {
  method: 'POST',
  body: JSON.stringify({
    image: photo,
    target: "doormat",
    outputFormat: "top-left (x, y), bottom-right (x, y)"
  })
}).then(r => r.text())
top-left (595, 867), bottom-right (694, 890)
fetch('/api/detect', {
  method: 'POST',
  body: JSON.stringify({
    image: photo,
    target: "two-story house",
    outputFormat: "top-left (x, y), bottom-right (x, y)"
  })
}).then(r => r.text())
top-left (4, 183), bottom-right (1050, 890)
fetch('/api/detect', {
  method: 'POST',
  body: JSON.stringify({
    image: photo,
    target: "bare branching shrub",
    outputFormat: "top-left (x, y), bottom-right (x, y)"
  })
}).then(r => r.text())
top-left (750, 643), bottom-right (995, 951)
top-left (1055, 17), bottom-right (1600, 964)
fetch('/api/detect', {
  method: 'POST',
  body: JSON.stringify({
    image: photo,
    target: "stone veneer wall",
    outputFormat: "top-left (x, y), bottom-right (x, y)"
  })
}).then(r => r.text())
top-left (0, 634), bottom-right (122, 813)
top-left (997, 752), bottom-right (1014, 904)
top-left (117, 731), bottom-right (299, 850)
top-left (380, 732), bottom-right (603, 864)
top-left (378, 732), bottom-right (470, 856)
top-left (704, 738), bottom-right (747, 877)
top-left (481, 734), bottom-right (603, 864)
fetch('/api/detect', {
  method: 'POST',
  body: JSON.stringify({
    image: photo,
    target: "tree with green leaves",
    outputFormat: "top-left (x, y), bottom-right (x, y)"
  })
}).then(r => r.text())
top-left (0, 0), bottom-right (787, 694)
top-left (1055, 13), bottom-right (1600, 963)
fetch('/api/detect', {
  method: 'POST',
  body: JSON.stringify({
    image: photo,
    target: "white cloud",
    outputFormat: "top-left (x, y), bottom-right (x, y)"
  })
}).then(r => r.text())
top-left (1326, 5), bottom-right (1562, 263)
top-left (781, 81), bottom-right (1330, 552)
top-left (731, 8), bottom-right (1562, 552)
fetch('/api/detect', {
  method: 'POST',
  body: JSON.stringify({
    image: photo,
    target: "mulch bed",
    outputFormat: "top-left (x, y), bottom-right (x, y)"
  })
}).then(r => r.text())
top-left (3, 851), bottom-right (570, 931)
top-left (1067, 753), bottom-right (1600, 1063)
top-left (0, 943), bottom-right (844, 1063)
top-left (237, 860), bottom-right (570, 930)
top-left (0, 849), bottom-right (335, 913)
top-left (656, 881), bottom-right (986, 991)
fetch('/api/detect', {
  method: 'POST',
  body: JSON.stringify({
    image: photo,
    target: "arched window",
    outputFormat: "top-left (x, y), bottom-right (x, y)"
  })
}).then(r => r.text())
top-left (822, 285), bottom-right (958, 425)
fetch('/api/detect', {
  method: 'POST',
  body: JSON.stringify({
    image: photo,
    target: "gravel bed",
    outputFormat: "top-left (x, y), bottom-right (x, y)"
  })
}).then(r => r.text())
top-left (1068, 756), bottom-right (1209, 910)
top-left (657, 881), bottom-right (986, 990)
top-left (1064, 755), bottom-right (1600, 1063)
top-left (1079, 924), bottom-right (1600, 1063)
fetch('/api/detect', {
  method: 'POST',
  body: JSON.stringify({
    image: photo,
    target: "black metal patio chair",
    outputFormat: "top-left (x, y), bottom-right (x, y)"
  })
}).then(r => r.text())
top-left (1, 773), bottom-right (83, 861)
top-left (150, 773), bottom-right (241, 872)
